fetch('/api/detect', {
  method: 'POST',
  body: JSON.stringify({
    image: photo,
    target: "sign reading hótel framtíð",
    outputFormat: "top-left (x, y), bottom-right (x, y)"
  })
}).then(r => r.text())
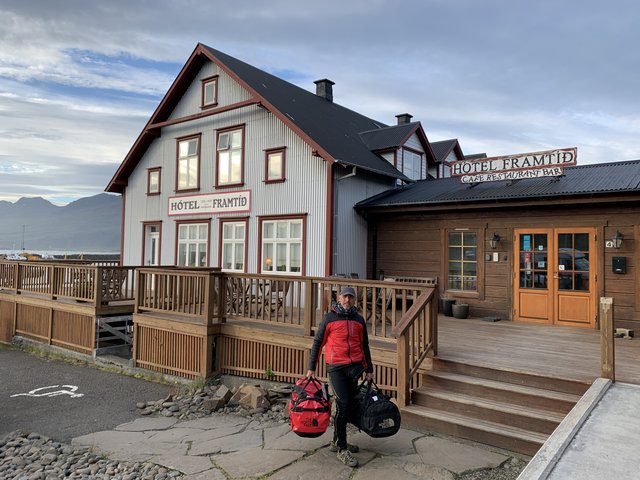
top-left (169, 190), bottom-right (251, 216)
top-left (450, 148), bottom-right (577, 183)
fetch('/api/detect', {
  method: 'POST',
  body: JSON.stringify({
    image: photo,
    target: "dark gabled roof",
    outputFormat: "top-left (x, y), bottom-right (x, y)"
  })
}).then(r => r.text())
top-left (359, 123), bottom-right (420, 151)
top-left (107, 43), bottom-right (417, 192)
top-left (430, 139), bottom-right (464, 163)
top-left (356, 160), bottom-right (640, 210)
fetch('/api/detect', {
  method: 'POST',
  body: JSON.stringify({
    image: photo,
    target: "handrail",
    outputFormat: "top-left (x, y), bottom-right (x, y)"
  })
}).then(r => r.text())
top-left (392, 287), bottom-right (439, 408)
top-left (0, 260), bottom-right (134, 305)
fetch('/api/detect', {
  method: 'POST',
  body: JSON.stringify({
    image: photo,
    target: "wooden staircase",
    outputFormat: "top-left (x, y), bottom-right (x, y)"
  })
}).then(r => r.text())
top-left (401, 359), bottom-right (592, 456)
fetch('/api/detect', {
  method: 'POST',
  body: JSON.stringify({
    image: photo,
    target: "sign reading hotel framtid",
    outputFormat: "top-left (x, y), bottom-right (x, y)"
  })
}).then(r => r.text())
top-left (168, 190), bottom-right (251, 216)
top-left (451, 147), bottom-right (577, 183)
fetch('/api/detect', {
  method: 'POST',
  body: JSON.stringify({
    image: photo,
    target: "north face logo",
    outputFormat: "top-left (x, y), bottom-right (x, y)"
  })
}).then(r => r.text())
top-left (303, 418), bottom-right (319, 427)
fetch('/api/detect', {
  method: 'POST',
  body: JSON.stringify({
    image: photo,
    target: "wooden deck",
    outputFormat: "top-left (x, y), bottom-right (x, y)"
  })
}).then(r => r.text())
top-left (435, 315), bottom-right (640, 385)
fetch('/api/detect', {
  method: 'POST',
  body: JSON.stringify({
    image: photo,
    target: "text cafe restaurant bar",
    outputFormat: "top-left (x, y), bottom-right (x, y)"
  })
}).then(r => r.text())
top-left (357, 147), bottom-right (640, 331)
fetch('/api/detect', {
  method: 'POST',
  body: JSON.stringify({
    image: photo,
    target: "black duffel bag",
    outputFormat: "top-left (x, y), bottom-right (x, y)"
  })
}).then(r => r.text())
top-left (349, 380), bottom-right (401, 438)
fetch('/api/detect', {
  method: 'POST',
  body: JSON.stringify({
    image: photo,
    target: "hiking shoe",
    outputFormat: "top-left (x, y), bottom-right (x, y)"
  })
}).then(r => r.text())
top-left (337, 448), bottom-right (358, 467)
top-left (329, 441), bottom-right (359, 453)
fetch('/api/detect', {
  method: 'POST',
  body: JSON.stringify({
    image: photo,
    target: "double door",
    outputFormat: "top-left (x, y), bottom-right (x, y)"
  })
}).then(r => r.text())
top-left (513, 228), bottom-right (596, 328)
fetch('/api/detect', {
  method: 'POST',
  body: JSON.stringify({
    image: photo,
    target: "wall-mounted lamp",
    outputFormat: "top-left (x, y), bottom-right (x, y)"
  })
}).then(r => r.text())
top-left (490, 232), bottom-right (501, 250)
top-left (613, 230), bottom-right (624, 249)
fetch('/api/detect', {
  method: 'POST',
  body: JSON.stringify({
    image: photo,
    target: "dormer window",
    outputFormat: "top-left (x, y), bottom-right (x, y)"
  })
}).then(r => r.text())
top-left (201, 76), bottom-right (218, 108)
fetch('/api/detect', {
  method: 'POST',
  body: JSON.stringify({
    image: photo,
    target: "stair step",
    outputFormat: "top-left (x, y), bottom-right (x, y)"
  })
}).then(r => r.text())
top-left (402, 405), bottom-right (547, 456)
top-left (422, 371), bottom-right (581, 413)
top-left (412, 388), bottom-right (564, 434)
top-left (433, 358), bottom-right (591, 395)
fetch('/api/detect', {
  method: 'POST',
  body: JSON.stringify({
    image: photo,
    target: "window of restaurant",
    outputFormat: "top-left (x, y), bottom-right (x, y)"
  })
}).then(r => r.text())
top-left (201, 76), bottom-right (218, 108)
top-left (260, 217), bottom-right (303, 274)
top-left (176, 222), bottom-right (209, 267)
top-left (147, 167), bottom-right (161, 195)
top-left (447, 230), bottom-right (478, 292)
top-left (265, 147), bottom-right (286, 183)
top-left (220, 219), bottom-right (246, 272)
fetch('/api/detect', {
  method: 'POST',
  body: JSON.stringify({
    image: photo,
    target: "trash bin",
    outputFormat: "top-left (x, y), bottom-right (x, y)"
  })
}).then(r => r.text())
top-left (440, 298), bottom-right (456, 317)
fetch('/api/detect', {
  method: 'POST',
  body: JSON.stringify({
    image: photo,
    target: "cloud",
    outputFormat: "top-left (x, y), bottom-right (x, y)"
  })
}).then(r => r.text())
top-left (1, 0), bottom-right (640, 203)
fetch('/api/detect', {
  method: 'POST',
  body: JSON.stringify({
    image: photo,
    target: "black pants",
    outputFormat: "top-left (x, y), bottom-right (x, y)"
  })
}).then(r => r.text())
top-left (328, 363), bottom-right (364, 450)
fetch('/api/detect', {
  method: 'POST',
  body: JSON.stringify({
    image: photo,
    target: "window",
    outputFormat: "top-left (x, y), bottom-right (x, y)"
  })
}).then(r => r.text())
top-left (147, 168), bottom-right (161, 195)
top-left (201, 76), bottom-right (218, 108)
top-left (177, 222), bottom-right (208, 267)
top-left (401, 148), bottom-right (425, 180)
top-left (216, 126), bottom-right (244, 187)
top-left (447, 231), bottom-right (477, 292)
top-left (221, 220), bottom-right (246, 271)
top-left (265, 147), bottom-right (286, 183)
top-left (176, 135), bottom-right (200, 191)
top-left (261, 218), bottom-right (303, 274)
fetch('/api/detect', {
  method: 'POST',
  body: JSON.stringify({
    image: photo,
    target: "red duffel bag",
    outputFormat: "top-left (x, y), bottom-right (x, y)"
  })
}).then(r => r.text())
top-left (289, 376), bottom-right (331, 437)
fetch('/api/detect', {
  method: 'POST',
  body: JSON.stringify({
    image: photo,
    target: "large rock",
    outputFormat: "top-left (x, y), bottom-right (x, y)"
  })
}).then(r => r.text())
top-left (229, 384), bottom-right (271, 410)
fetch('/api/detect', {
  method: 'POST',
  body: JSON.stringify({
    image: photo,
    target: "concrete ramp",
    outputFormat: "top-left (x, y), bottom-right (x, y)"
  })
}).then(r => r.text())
top-left (519, 379), bottom-right (640, 479)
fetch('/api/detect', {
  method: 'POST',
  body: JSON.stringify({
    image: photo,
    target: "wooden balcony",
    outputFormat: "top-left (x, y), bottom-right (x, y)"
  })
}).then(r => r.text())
top-left (0, 260), bottom-right (136, 353)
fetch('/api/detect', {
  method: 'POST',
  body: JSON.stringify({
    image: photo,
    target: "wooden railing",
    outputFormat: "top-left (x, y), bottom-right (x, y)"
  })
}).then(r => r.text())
top-left (392, 287), bottom-right (439, 408)
top-left (135, 267), bottom-right (221, 320)
top-left (137, 269), bottom-right (435, 342)
top-left (0, 260), bottom-right (135, 305)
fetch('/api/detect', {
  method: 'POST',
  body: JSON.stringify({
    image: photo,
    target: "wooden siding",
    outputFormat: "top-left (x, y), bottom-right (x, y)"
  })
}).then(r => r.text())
top-left (50, 310), bottom-right (94, 354)
top-left (0, 298), bottom-right (15, 344)
top-left (369, 203), bottom-right (640, 327)
top-left (15, 304), bottom-right (50, 342)
top-left (133, 315), bottom-right (214, 380)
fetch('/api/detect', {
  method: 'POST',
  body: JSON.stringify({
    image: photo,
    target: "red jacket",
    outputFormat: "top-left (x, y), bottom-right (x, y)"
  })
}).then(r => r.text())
top-left (309, 309), bottom-right (373, 372)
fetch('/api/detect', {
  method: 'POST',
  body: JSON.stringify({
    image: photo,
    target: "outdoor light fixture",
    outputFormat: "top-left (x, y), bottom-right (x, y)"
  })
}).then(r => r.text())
top-left (613, 230), bottom-right (624, 249)
top-left (490, 232), bottom-right (501, 249)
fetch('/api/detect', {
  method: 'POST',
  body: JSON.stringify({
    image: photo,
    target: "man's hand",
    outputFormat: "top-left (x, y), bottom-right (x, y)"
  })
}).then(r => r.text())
top-left (365, 372), bottom-right (374, 382)
top-left (306, 370), bottom-right (315, 378)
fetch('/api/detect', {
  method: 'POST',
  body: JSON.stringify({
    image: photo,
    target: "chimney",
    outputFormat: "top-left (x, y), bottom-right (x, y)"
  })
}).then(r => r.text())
top-left (396, 113), bottom-right (413, 125)
top-left (314, 79), bottom-right (335, 102)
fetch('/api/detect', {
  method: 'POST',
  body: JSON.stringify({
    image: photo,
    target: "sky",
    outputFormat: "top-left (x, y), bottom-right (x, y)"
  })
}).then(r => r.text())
top-left (1, 0), bottom-right (640, 205)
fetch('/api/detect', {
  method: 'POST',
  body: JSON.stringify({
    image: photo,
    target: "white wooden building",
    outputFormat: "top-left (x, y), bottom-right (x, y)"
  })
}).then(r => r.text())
top-left (106, 43), bottom-right (445, 278)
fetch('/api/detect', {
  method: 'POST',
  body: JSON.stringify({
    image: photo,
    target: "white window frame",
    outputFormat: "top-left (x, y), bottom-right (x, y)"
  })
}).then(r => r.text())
top-left (447, 230), bottom-right (478, 293)
top-left (261, 218), bottom-right (303, 275)
top-left (177, 222), bottom-right (208, 267)
top-left (177, 136), bottom-right (200, 191)
top-left (402, 148), bottom-right (425, 180)
top-left (221, 220), bottom-right (246, 272)
top-left (216, 127), bottom-right (244, 186)
top-left (265, 147), bottom-right (286, 182)
top-left (201, 76), bottom-right (218, 107)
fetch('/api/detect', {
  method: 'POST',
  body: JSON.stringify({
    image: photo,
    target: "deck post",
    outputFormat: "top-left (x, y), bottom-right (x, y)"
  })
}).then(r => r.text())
top-left (397, 333), bottom-right (410, 408)
top-left (49, 265), bottom-right (56, 300)
top-left (134, 269), bottom-right (142, 314)
top-left (600, 297), bottom-right (615, 381)
top-left (94, 267), bottom-right (103, 306)
top-left (303, 278), bottom-right (315, 336)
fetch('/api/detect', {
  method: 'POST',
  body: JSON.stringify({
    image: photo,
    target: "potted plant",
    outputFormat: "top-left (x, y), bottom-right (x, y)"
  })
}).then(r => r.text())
top-left (452, 303), bottom-right (470, 319)
top-left (440, 296), bottom-right (456, 317)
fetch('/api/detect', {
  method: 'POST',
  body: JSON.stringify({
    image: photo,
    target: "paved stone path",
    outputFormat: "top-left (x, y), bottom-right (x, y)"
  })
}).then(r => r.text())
top-left (72, 416), bottom-right (520, 479)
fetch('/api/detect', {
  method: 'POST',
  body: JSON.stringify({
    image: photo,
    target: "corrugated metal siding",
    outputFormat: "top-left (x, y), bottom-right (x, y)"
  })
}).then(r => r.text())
top-left (332, 172), bottom-right (395, 278)
top-left (123, 67), bottom-right (329, 275)
top-left (168, 62), bottom-right (253, 120)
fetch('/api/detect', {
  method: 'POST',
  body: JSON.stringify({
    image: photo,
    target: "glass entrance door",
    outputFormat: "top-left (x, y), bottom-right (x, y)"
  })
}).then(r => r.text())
top-left (513, 228), bottom-right (596, 327)
top-left (514, 229), bottom-right (553, 323)
top-left (554, 229), bottom-right (596, 327)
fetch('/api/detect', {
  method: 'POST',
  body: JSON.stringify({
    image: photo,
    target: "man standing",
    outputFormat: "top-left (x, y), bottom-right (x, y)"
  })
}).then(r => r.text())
top-left (307, 286), bottom-right (374, 468)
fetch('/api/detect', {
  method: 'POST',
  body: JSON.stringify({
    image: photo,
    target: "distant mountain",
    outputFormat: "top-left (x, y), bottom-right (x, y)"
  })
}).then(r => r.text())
top-left (0, 193), bottom-right (121, 252)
